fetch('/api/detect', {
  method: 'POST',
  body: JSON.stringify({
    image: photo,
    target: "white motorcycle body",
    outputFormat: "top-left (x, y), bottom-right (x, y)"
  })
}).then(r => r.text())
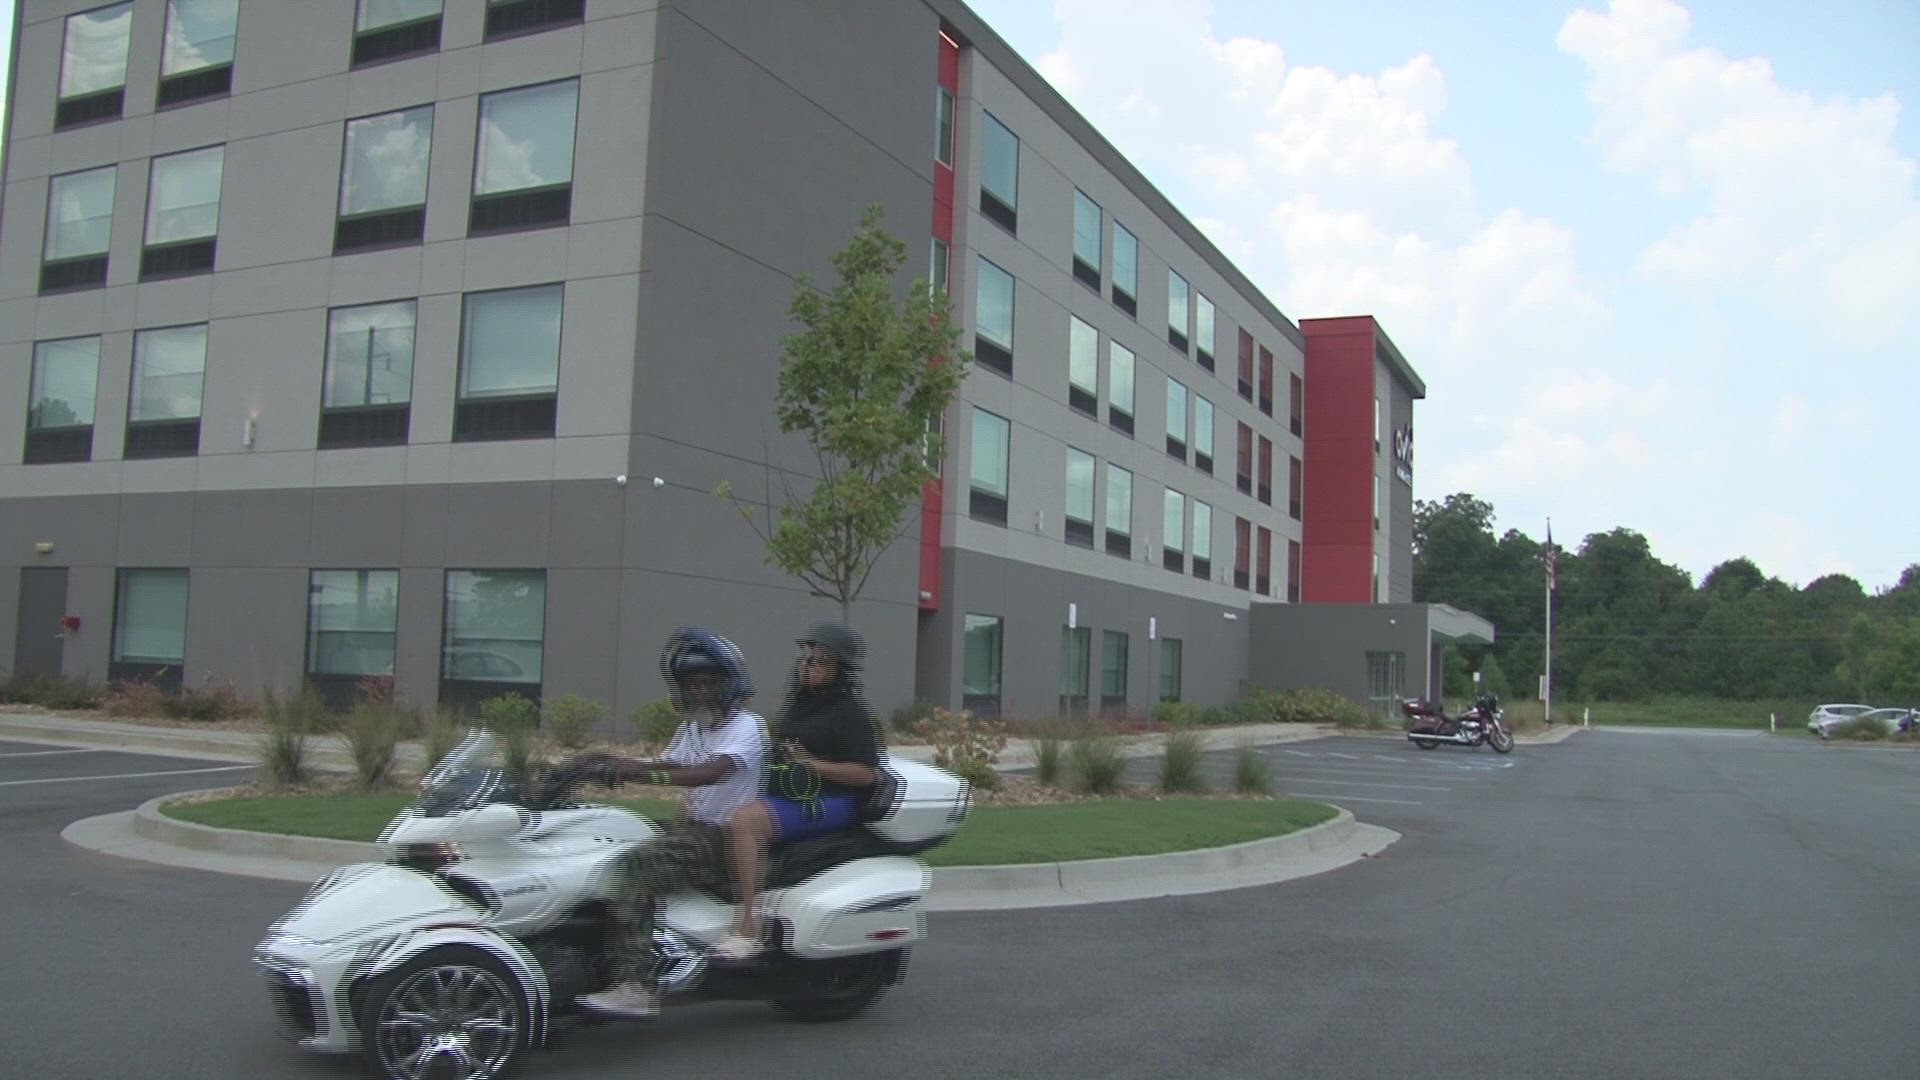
top-left (253, 732), bottom-right (968, 1078)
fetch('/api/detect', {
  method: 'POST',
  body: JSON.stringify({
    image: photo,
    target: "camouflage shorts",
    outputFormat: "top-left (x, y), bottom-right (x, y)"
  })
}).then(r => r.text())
top-left (609, 820), bottom-right (727, 985)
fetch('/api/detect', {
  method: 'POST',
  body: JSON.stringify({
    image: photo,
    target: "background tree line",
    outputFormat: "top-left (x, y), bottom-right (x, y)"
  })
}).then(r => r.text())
top-left (1414, 494), bottom-right (1920, 704)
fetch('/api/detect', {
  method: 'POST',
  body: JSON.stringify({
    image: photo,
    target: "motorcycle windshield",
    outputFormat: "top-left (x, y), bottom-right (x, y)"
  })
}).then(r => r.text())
top-left (412, 730), bottom-right (518, 818)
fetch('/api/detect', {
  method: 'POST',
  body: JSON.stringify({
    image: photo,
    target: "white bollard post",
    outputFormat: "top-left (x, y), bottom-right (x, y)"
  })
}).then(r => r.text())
top-left (1583, 707), bottom-right (1590, 728)
top-left (1770, 713), bottom-right (1776, 733)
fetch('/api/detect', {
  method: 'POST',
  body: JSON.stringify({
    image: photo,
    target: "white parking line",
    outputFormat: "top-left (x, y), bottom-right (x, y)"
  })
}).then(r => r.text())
top-left (1275, 775), bottom-right (1453, 792)
top-left (1324, 752), bottom-right (1362, 760)
top-left (1285, 791), bottom-right (1422, 805)
top-left (0, 748), bottom-right (102, 758)
top-left (0, 764), bottom-right (251, 787)
top-left (1281, 750), bottom-right (1314, 757)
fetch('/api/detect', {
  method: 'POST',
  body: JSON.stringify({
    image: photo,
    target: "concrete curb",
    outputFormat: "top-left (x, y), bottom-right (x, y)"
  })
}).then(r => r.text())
top-left (67, 789), bottom-right (1397, 910)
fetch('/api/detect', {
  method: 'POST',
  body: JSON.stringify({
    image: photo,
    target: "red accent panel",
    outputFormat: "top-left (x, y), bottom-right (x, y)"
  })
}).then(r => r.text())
top-left (1300, 317), bottom-right (1380, 604)
top-left (931, 186), bottom-right (953, 237)
top-left (921, 33), bottom-right (962, 612)
top-left (938, 34), bottom-right (960, 89)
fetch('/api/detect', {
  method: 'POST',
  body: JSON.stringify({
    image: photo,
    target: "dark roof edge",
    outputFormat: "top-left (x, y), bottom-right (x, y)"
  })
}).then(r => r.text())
top-left (931, 1), bottom-right (1306, 353)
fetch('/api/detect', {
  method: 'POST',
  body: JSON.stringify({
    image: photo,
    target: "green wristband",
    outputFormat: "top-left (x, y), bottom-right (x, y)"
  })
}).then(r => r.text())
top-left (653, 769), bottom-right (672, 786)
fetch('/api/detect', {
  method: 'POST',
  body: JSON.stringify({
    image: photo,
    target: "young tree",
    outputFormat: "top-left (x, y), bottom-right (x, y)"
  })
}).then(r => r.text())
top-left (718, 203), bottom-right (967, 623)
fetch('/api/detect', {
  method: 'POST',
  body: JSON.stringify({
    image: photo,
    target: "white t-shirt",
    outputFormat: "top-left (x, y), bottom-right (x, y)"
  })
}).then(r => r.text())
top-left (662, 709), bottom-right (768, 825)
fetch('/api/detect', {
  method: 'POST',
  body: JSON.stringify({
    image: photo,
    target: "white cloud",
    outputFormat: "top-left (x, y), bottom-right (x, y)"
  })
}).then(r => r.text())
top-left (1768, 394), bottom-right (1810, 452)
top-left (1558, 0), bottom-right (1920, 347)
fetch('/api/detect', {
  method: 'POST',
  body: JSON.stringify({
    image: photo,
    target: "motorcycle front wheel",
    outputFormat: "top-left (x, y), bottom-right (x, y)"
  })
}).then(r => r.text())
top-left (1488, 725), bottom-right (1515, 753)
top-left (358, 946), bottom-right (529, 1080)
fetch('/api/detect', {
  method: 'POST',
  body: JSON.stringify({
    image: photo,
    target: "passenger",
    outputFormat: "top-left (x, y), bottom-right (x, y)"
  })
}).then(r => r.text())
top-left (716, 622), bottom-right (884, 960)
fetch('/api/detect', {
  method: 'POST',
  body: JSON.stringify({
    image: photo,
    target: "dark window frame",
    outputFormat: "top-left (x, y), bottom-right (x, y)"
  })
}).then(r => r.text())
top-left (318, 403), bottom-right (411, 449)
top-left (352, 13), bottom-right (443, 68)
top-left (55, 87), bottom-right (124, 130)
top-left (452, 394), bottom-right (556, 443)
top-left (335, 206), bottom-right (426, 254)
top-left (968, 488), bottom-right (1008, 526)
top-left (483, 0), bottom-right (585, 42)
top-left (139, 237), bottom-right (216, 281)
top-left (469, 183), bottom-right (572, 237)
top-left (40, 254), bottom-right (108, 294)
top-left (1065, 517), bottom-right (1095, 549)
top-left (24, 426), bottom-right (93, 464)
top-left (123, 418), bottom-right (202, 459)
top-left (155, 63), bottom-right (232, 109)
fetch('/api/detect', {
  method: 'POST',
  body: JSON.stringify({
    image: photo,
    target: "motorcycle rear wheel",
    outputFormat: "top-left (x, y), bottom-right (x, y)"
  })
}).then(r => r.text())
top-left (1411, 736), bottom-right (1439, 750)
top-left (771, 949), bottom-right (905, 1023)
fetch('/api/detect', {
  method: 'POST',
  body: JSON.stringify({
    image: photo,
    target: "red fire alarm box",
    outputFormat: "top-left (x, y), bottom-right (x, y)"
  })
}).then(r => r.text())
top-left (60, 615), bottom-right (81, 633)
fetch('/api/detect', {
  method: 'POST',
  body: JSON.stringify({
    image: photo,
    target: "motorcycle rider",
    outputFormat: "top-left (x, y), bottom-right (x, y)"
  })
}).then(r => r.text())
top-left (564, 627), bottom-right (769, 1019)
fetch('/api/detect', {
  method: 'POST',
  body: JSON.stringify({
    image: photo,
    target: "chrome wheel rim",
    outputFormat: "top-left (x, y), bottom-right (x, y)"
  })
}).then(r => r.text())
top-left (375, 963), bottom-right (521, 1080)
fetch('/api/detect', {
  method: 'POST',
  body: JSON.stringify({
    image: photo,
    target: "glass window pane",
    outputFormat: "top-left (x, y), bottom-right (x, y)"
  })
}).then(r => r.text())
top-left (1160, 639), bottom-right (1182, 701)
top-left (1196, 294), bottom-right (1214, 354)
top-left (1195, 396), bottom-right (1213, 455)
top-left (1113, 224), bottom-right (1137, 296)
top-left (114, 569), bottom-right (188, 663)
top-left (326, 301), bottom-right (417, 408)
top-left (1167, 380), bottom-right (1187, 442)
top-left (162, 0), bottom-right (238, 75)
top-left (1192, 501), bottom-right (1211, 559)
top-left (1105, 465), bottom-right (1131, 535)
top-left (307, 570), bottom-right (399, 676)
top-left (1073, 191), bottom-right (1101, 269)
top-left (1068, 316), bottom-right (1097, 395)
top-left (30, 338), bottom-right (101, 429)
top-left (1168, 271), bottom-right (1189, 333)
top-left (1065, 447), bottom-right (1094, 521)
top-left (359, 0), bottom-right (442, 31)
top-left (935, 87), bottom-right (954, 166)
top-left (145, 146), bottom-right (225, 244)
top-left (975, 257), bottom-right (1014, 348)
top-left (1109, 343), bottom-right (1134, 413)
top-left (60, 2), bottom-right (133, 98)
top-left (1101, 631), bottom-right (1128, 697)
top-left (460, 284), bottom-right (563, 399)
top-left (929, 238), bottom-right (949, 295)
top-left (1060, 626), bottom-right (1090, 696)
top-left (45, 167), bottom-right (116, 260)
top-left (963, 614), bottom-right (1003, 696)
top-left (130, 326), bottom-right (207, 421)
top-left (980, 112), bottom-right (1018, 208)
top-left (1163, 489), bottom-right (1184, 552)
top-left (341, 107), bottom-right (433, 216)
top-left (475, 81), bottom-right (578, 196)
top-left (969, 408), bottom-right (1009, 497)
top-left (444, 570), bottom-right (545, 684)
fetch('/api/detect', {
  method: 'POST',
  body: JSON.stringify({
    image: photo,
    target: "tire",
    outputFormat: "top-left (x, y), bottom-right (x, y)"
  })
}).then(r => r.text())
top-left (770, 949), bottom-right (905, 1023)
top-left (1488, 725), bottom-right (1515, 754)
top-left (358, 946), bottom-right (530, 1080)
top-left (1412, 737), bottom-right (1439, 750)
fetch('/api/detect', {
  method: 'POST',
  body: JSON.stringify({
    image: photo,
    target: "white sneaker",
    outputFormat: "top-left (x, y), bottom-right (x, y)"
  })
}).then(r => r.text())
top-left (713, 933), bottom-right (763, 961)
top-left (576, 983), bottom-right (659, 1019)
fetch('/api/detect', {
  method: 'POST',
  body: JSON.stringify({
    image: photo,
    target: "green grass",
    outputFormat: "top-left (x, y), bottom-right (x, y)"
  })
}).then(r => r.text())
top-left (162, 793), bottom-right (1335, 865)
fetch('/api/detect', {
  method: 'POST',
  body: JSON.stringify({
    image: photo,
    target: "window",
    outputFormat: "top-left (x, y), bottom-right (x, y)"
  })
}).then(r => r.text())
top-left (1108, 343), bottom-right (1134, 436)
top-left (126, 325), bottom-right (206, 459)
top-left (1195, 293), bottom-right (1215, 370)
top-left (929, 238), bottom-right (950, 296)
top-left (1258, 436), bottom-right (1273, 506)
top-left (41, 166), bottom-right (115, 293)
top-left (1100, 630), bottom-right (1129, 716)
top-left (113, 569), bottom-right (189, 689)
top-left (337, 106), bottom-right (433, 252)
top-left (456, 283), bottom-right (563, 441)
top-left (321, 301), bottom-right (416, 448)
top-left (1236, 329), bottom-right (1254, 401)
top-left (443, 571), bottom-right (546, 709)
top-left (973, 256), bottom-right (1014, 376)
top-left (1374, 473), bottom-right (1382, 531)
top-left (1165, 379), bottom-right (1188, 460)
top-left (962, 614), bottom-right (1004, 717)
top-left (158, 0), bottom-right (237, 107)
top-left (353, 0), bottom-right (443, 66)
top-left (1159, 639), bottom-right (1183, 703)
top-left (142, 146), bottom-right (223, 280)
top-left (25, 338), bottom-right (100, 464)
top-left (1234, 517), bottom-right (1251, 590)
top-left (1194, 396), bottom-right (1214, 474)
top-left (1288, 540), bottom-right (1302, 602)
top-left (1167, 271), bottom-right (1190, 353)
top-left (56, 3), bottom-right (132, 128)
top-left (934, 87), bottom-right (955, 167)
top-left (1191, 500), bottom-right (1212, 580)
top-left (1104, 464), bottom-right (1132, 558)
top-left (1259, 347), bottom-right (1274, 416)
top-left (471, 80), bottom-right (578, 235)
top-left (1064, 447), bottom-right (1095, 547)
top-left (979, 112), bottom-right (1019, 233)
top-left (307, 570), bottom-right (399, 703)
top-left (1162, 489), bottom-right (1185, 572)
top-left (1059, 625), bottom-right (1091, 719)
top-left (968, 408), bottom-right (1010, 525)
top-left (1067, 316), bottom-right (1098, 415)
top-left (1290, 373), bottom-right (1304, 436)
top-left (485, 0), bottom-right (585, 42)
top-left (1289, 455), bottom-right (1303, 519)
top-left (1072, 191), bottom-right (1101, 290)
top-left (1373, 553), bottom-right (1382, 603)
top-left (1236, 422), bottom-right (1252, 496)
top-left (1111, 224), bottom-right (1137, 315)
top-left (1258, 526), bottom-right (1273, 596)
top-left (1375, 396), bottom-right (1382, 450)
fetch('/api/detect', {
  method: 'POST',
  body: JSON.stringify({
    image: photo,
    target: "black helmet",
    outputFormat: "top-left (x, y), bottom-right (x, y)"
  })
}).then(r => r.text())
top-left (659, 627), bottom-right (753, 711)
top-left (797, 622), bottom-right (864, 673)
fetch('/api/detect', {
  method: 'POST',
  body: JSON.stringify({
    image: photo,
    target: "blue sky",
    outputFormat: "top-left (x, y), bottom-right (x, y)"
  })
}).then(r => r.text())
top-left (962, 0), bottom-right (1919, 592)
top-left (4, 2), bottom-right (1914, 591)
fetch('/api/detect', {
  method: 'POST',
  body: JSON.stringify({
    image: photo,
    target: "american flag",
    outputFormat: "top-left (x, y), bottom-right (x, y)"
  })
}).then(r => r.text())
top-left (1544, 521), bottom-right (1557, 591)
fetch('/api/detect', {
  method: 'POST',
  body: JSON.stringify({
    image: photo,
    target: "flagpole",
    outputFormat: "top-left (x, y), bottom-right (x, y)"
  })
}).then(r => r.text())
top-left (1544, 517), bottom-right (1553, 726)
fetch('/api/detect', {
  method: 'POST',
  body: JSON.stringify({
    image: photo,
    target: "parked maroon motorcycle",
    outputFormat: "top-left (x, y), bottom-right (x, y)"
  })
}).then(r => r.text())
top-left (1401, 694), bottom-right (1515, 753)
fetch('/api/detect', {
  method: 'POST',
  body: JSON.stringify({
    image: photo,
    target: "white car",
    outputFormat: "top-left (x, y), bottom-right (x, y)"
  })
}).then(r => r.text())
top-left (1807, 704), bottom-right (1875, 737)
